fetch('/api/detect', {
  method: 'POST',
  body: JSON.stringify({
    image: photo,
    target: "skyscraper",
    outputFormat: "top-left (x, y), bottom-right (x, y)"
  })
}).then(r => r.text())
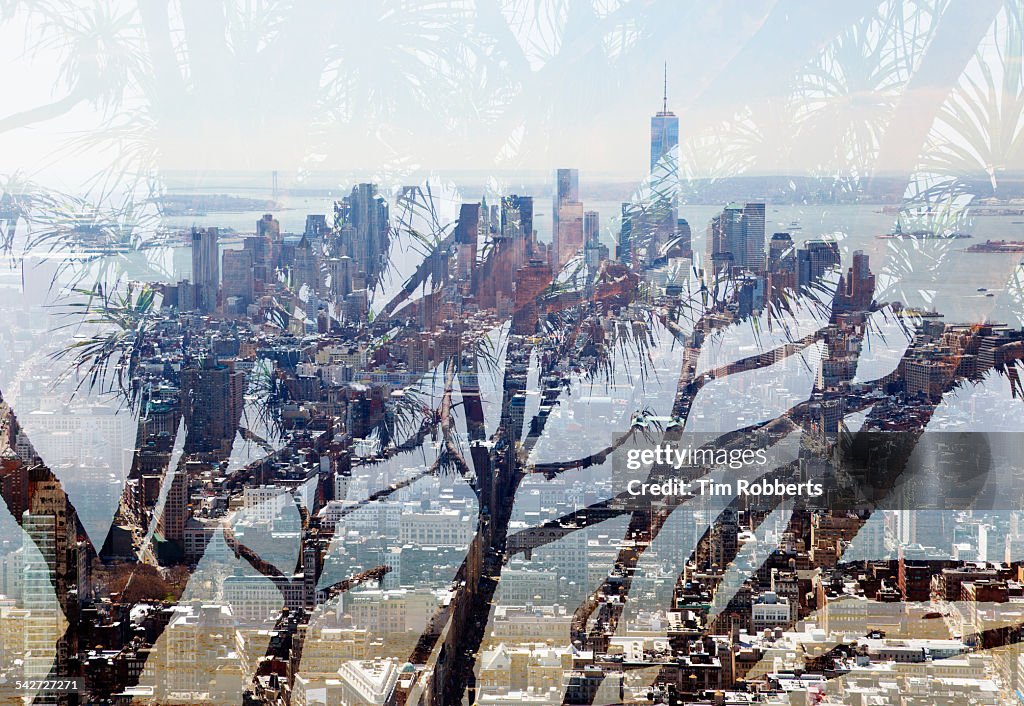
top-left (500, 195), bottom-right (534, 246)
top-left (256, 213), bottom-right (280, 240)
top-left (554, 207), bottom-right (584, 269)
top-left (22, 465), bottom-right (79, 678)
top-left (477, 195), bottom-right (536, 311)
top-left (553, 168), bottom-right (583, 268)
top-left (243, 235), bottom-right (270, 284)
top-left (191, 227), bottom-right (219, 313)
top-left (706, 204), bottom-right (740, 271)
top-left (617, 202), bottom-right (633, 262)
top-left (455, 202), bottom-right (480, 284)
top-left (22, 510), bottom-right (64, 678)
top-left (583, 211), bottom-right (607, 271)
top-left (0, 450), bottom-right (28, 519)
top-left (180, 357), bottom-right (245, 457)
top-left (326, 256), bottom-right (354, 302)
top-left (222, 248), bottom-right (254, 307)
top-left (619, 65), bottom-right (680, 268)
top-left (333, 183), bottom-right (390, 288)
top-left (650, 64), bottom-right (679, 173)
top-left (292, 233), bottom-right (320, 294)
top-left (157, 469), bottom-right (188, 544)
top-left (555, 168), bottom-right (579, 204)
top-left (706, 202), bottom-right (765, 274)
top-left (797, 239), bottom-right (841, 287)
top-left (304, 214), bottom-right (329, 239)
top-left (513, 258), bottom-right (552, 335)
top-left (838, 250), bottom-right (875, 311)
top-left (768, 232), bottom-right (795, 272)
top-left (706, 213), bottom-right (731, 273)
top-left (584, 210), bottom-right (600, 246)
top-left (767, 232), bottom-right (797, 301)
top-left (673, 218), bottom-right (692, 259)
top-left (742, 202), bottom-right (766, 273)
top-left (255, 213), bottom-right (279, 270)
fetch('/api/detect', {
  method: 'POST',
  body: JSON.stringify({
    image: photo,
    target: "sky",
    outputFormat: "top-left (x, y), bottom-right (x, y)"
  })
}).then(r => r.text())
top-left (0, 1), bottom-right (1017, 194)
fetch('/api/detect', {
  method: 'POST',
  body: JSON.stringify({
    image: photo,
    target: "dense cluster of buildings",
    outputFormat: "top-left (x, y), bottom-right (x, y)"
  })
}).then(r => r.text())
top-left (0, 81), bottom-right (1023, 706)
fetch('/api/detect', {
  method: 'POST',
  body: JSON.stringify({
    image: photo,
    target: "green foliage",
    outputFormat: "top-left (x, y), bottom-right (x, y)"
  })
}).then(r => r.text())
top-left (50, 280), bottom-right (158, 407)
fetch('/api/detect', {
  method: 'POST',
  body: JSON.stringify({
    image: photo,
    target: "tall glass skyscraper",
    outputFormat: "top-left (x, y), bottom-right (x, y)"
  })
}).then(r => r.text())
top-left (191, 226), bottom-right (220, 313)
top-left (553, 168), bottom-right (583, 268)
top-left (555, 168), bottom-right (579, 204)
top-left (706, 202), bottom-right (766, 273)
top-left (650, 65), bottom-right (679, 172)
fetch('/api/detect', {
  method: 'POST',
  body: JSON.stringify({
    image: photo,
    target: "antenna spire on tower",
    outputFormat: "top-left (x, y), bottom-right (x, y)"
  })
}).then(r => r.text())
top-left (662, 61), bottom-right (668, 113)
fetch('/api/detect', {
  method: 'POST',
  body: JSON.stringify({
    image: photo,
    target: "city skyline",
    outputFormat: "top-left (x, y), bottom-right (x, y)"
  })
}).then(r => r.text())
top-left (3, 2), bottom-right (1024, 706)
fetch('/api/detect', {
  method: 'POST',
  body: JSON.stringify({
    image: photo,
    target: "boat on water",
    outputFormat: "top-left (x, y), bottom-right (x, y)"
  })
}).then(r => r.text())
top-left (876, 230), bottom-right (971, 240)
top-left (965, 239), bottom-right (1024, 253)
top-left (897, 307), bottom-right (943, 318)
top-left (877, 219), bottom-right (971, 239)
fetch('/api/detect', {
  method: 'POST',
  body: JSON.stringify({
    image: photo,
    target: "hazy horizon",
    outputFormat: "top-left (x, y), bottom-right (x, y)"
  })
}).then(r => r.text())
top-left (3, 1), bottom-right (1022, 198)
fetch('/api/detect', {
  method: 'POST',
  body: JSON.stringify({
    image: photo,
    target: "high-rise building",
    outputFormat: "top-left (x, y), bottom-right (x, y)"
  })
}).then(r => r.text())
top-left (619, 197), bottom-right (676, 267)
top-left (455, 203), bottom-right (480, 284)
top-left (706, 206), bottom-right (738, 271)
top-left (555, 168), bottom-right (579, 204)
top-left (256, 213), bottom-right (280, 241)
top-left (553, 168), bottom-right (584, 269)
top-left (501, 194), bottom-right (536, 276)
top-left (742, 202), bottom-right (766, 272)
top-left (673, 218), bottom-right (692, 259)
top-left (304, 214), bottom-right (329, 239)
top-left (22, 510), bottom-right (64, 678)
top-left (243, 235), bottom-right (271, 284)
top-left (838, 249), bottom-right (875, 310)
top-left (584, 211), bottom-right (600, 246)
top-left (334, 184), bottom-right (390, 288)
top-left (797, 239), bottom-right (841, 287)
top-left (175, 279), bottom-right (196, 311)
top-left (554, 203), bottom-right (584, 270)
top-left (255, 213), bottom-right (279, 269)
top-left (326, 256), bottom-right (353, 302)
top-left (190, 227), bottom-right (219, 313)
top-left (767, 232), bottom-right (797, 300)
top-left (476, 195), bottom-right (538, 312)
top-left (292, 233), bottom-right (320, 294)
top-left (222, 248), bottom-right (254, 306)
top-left (768, 232), bottom-right (795, 272)
top-left (21, 465), bottom-right (78, 678)
top-left (650, 63), bottom-right (679, 173)
top-left (619, 69), bottom-right (680, 269)
top-left (616, 201), bottom-right (635, 263)
top-left (501, 194), bottom-right (534, 243)
top-left (708, 507), bottom-right (739, 569)
top-left (583, 211), bottom-right (607, 271)
top-left (180, 357), bottom-right (245, 457)
top-left (0, 450), bottom-right (28, 519)
top-left (737, 273), bottom-right (765, 318)
top-left (157, 469), bottom-right (188, 544)
top-left (513, 258), bottom-right (552, 335)
top-left (706, 202), bottom-right (765, 274)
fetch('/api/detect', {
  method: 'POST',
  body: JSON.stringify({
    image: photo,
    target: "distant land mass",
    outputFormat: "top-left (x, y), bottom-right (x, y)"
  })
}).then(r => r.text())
top-left (159, 173), bottom-right (1024, 207)
top-left (157, 193), bottom-right (279, 216)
